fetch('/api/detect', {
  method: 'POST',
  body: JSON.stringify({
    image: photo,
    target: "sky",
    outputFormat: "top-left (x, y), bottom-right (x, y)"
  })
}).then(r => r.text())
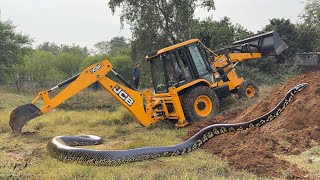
top-left (0, 0), bottom-right (305, 49)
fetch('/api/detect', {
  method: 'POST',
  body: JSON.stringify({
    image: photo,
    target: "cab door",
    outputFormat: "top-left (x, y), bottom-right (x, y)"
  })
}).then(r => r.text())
top-left (186, 44), bottom-right (214, 84)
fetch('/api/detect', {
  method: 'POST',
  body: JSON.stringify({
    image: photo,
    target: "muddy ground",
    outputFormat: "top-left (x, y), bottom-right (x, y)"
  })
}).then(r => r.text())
top-left (185, 71), bottom-right (320, 178)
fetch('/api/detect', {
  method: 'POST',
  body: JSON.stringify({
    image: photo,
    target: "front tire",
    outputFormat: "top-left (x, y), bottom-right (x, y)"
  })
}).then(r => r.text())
top-left (237, 80), bottom-right (259, 98)
top-left (181, 86), bottom-right (219, 124)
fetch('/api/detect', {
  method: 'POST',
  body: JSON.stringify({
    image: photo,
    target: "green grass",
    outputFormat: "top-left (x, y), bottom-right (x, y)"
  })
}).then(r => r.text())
top-left (0, 88), bottom-right (317, 179)
top-left (278, 146), bottom-right (320, 179)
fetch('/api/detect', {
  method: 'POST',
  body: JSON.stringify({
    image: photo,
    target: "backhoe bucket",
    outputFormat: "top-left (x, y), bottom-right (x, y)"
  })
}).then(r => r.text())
top-left (9, 104), bottom-right (42, 133)
top-left (233, 31), bottom-right (289, 56)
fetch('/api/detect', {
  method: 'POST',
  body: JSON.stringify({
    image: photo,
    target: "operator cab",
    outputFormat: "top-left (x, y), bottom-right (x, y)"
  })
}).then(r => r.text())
top-left (147, 39), bottom-right (214, 93)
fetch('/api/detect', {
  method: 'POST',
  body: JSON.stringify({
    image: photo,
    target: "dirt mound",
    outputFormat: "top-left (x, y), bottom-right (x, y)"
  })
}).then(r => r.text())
top-left (184, 71), bottom-right (320, 178)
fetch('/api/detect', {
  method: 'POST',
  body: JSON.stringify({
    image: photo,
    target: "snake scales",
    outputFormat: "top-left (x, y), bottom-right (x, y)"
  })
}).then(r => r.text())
top-left (47, 83), bottom-right (308, 165)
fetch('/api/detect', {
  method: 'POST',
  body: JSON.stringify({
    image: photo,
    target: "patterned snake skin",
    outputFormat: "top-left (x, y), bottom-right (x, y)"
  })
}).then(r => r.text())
top-left (47, 83), bottom-right (308, 165)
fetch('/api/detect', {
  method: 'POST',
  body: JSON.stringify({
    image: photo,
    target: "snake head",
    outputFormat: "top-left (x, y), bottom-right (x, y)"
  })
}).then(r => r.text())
top-left (293, 83), bottom-right (308, 92)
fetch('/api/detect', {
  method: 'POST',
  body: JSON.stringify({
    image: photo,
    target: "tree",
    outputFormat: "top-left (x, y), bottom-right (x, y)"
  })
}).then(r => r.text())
top-left (55, 52), bottom-right (84, 78)
top-left (5, 59), bottom-right (28, 92)
top-left (296, 23), bottom-right (319, 52)
top-left (80, 54), bottom-right (110, 70)
top-left (94, 36), bottom-right (130, 56)
top-left (262, 18), bottom-right (299, 61)
top-left (0, 21), bottom-right (31, 65)
top-left (301, 0), bottom-right (320, 25)
top-left (108, 0), bottom-right (215, 60)
top-left (234, 24), bottom-right (254, 41)
top-left (190, 17), bottom-right (253, 49)
top-left (25, 51), bottom-right (57, 89)
top-left (60, 44), bottom-right (89, 58)
top-left (37, 42), bottom-right (61, 55)
top-left (298, 0), bottom-right (320, 51)
top-left (93, 41), bottom-right (109, 55)
top-left (108, 36), bottom-right (130, 56)
top-left (109, 53), bottom-right (133, 81)
top-left (0, 21), bottom-right (32, 90)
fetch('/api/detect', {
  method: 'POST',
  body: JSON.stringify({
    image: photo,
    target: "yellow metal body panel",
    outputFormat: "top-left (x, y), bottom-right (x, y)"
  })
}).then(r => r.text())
top-left (168, 87), bottom-right (187, 126)
top-left (98, 77), bottom-right (152, 127)
top-left (214, 53), bottom-right (262, 67)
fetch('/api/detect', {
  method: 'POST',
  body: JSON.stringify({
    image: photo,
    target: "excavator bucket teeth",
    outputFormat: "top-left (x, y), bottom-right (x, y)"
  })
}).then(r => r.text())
top-left (9, 104), bottom-right (42, 133)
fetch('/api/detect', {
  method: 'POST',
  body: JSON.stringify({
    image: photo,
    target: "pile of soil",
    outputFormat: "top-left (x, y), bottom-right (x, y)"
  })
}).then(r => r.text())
top-left (184, 71), bottom-right (320, 178)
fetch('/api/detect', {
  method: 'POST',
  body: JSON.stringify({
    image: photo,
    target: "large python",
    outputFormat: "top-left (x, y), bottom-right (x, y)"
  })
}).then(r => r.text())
top-left (47, 83), bottom-right (308, 165)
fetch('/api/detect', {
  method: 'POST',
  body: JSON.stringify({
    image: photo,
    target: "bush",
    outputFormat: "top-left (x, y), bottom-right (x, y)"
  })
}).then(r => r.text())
top-left (236, 58), bottom-right (300, 85)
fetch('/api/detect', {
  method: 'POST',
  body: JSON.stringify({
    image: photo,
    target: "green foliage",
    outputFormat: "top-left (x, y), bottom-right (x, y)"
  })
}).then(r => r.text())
top-left (60, 44), bottom-right (89, 57)
top-left (301, 0), bottom-right (320, 25)
top-left (4, 58), bottom-right (29, 92)
top-left (298, 0), bottom-right (320, 52)
top-left (296, 23), bottom-right (319, 52)
top-left (262, 18), bottom-right (299, 61)
top-left (36, 42), bottom-right (60, 55)
top-left (55, 52), bottom-right (84, 78)
top-left (94, 36), bottom-right (130, 56)
top-left (80, 54), bottom-right (110, 70)
top-left (25, 51), bottom-right (59, 88)
top-left (236, 58), bottom-right (301, 85)
top-left (37, 42), bottom-right (89, 57)
top-left (190, 17), bottom-right (253, 49)
top-left (0, 21), bottom-right (31, 66)
top-left (109, 37), bottom-right (130, 55)
top-left (234, 24), bottom-right (254, 40)
top-left (0, 21), bottom-right (32, 88)
top-left (261, 1), bottom-right (320, 56)
top-left (109, 51), bottom-right (134, 82)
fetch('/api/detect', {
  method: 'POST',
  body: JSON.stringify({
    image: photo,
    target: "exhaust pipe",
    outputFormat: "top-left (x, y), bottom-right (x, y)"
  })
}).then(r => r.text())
top-left (233, 31), bottom-right (289, 57)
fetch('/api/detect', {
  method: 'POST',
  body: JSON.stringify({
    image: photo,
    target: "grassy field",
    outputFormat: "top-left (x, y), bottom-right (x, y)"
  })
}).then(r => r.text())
top-left (0, 87), bottom-right (318, 179)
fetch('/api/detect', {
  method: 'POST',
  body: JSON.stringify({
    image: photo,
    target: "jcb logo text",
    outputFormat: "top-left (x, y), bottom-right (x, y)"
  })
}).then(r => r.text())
top-left (113, 85), bottom-right (135, 106)
top-left (90, 63), bottom-right (104, 74)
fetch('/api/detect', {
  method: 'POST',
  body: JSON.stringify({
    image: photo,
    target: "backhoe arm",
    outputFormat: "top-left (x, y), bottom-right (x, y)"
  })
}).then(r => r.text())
top-left (9, 60), bottom-right (153, 132)
top-left (35, 60), bottom-right (112, 113)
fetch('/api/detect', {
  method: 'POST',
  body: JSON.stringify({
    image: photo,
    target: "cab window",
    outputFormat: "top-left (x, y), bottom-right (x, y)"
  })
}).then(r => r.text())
top-left (188, 45), bottom-right (208, 76)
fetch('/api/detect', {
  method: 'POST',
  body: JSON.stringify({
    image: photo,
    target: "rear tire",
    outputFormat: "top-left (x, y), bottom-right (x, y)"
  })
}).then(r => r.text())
top-left (237, 80), bottom-right (259, 98)
top-left (181, 86), bottom-right (219, 124)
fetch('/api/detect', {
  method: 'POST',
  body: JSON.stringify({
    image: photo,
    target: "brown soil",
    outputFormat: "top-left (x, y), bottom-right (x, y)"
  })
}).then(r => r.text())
top-left (184, 71), bottom-right (320, 178)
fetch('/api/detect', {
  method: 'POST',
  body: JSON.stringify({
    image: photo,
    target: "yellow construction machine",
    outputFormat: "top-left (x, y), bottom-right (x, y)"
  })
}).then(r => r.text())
top-left (9, 31), bottom-right (288, 132)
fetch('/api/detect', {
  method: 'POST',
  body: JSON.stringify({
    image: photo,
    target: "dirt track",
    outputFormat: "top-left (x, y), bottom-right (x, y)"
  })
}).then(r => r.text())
top-left (185, 71), bottom-right (320, 178)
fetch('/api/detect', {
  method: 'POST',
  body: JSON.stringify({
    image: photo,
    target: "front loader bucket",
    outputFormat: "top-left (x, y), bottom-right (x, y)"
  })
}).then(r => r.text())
top-left (233, 31), bottom-right (289, 56)
top-left (9, 104), bottom-right (42, 133)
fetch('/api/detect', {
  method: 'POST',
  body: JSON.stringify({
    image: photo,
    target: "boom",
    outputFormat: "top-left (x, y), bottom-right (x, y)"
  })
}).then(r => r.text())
top-left (9, 60), bottom-right (156, 132)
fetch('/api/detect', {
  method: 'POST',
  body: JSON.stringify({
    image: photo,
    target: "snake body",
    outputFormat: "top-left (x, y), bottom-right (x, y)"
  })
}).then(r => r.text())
top-left (47, 83), bottom-right (308, 165)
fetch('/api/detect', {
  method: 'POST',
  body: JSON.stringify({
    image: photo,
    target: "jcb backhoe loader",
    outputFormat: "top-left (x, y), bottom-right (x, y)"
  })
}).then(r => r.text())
top-left (9, 31), bottom-right (288, 133)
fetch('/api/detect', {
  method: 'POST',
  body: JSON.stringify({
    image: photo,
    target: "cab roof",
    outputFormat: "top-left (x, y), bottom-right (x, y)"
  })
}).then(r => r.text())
top-left (146, 39), bottom-right (200, 60)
